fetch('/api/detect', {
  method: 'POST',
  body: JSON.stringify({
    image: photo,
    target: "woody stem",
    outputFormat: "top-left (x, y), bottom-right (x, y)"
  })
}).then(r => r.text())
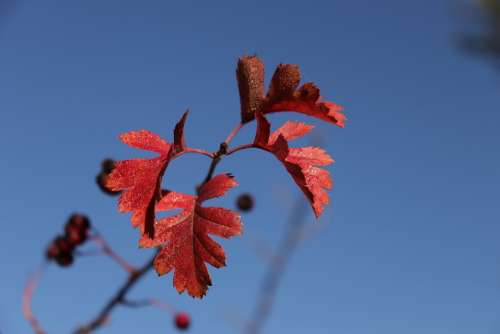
top-left (201, 142), bottom-right (228, 186)
top-left (224, 122), bottom-right (244, 145)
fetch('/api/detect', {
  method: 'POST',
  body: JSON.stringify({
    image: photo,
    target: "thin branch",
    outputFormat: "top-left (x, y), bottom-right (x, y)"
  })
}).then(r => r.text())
top-left (201, 142), bottom-right (228, 186)
top-left (89, 233), bottom-right (136, 273)
top-left (74, 249), bottom-right (107, 257)
top-left (182, 147), bottom-right (214, 158)
top-left (245, 135), bottom-right (327, 334)
top-left (245, 231), bottom-right (280, 264)
top-left (224, 122), bottom-right (244, 145)
top-left (226, 143), bottom-right (255, 156)
top-left (245, 197), bottom-right (310, 334)
top-left (73, 251), bottom-right (157, 334)
top-left (22, 263), bottom-right (47, 334)
top-left (120, 298), bottom-right (177, 315)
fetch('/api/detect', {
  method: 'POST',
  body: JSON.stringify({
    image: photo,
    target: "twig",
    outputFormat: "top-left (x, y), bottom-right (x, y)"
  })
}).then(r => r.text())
top-left (120, 298), bottom-right (177, 314)
top-left (245, 136), bottom-right (326, 334)
top-left (201, 142), bottom-right (228, 185)
top-left (224, 122), bottom-right (244, 145)
top-left (180, 147), bottom-right (214, 158)
top-left (73, 251), bottom-right (157, 334)
top-left (245, 231), bottom-right (280, 264)
top-left (89, 232), bottom-right (136, 273)
top-left (246, 197), bottom-right (310, 334)
top-left (22, 263), bottom-right (47, 334)
top-left (226, 143), bottom-right (254, 156)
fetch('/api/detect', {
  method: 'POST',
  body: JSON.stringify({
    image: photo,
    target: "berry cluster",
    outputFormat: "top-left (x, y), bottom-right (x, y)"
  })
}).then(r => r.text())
top-left (96, 158), bottom-right (120, 196)
top-left (45, 214), bottom-right (91, 267)
top-left (174, 312), bottom-right (190, 331)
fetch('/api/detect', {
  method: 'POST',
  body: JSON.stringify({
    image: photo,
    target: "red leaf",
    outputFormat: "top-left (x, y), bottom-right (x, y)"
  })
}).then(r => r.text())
top-left (173, 110), bottom-right (188, 153)
top-left (268, 120), bottom-right (314, 144)
top-left (106, 114), bottom-right (189, 239)
top-left (236, 56), bottom-right (345, 127)
top-left (140, 174), bottom-right (242, 298)
top-left (254, 113), bottom-right (334, 217)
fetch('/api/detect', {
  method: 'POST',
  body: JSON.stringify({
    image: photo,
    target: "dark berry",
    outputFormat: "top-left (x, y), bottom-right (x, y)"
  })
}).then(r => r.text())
top-left (45, 242), bottom-right (59, 260)
top-left (54, 235), bottom-right (74, 254)
top-left (46, 236), bottom-right (74, 264)
top-left (96, 172), bottom-right (120, 196)
top-left (55, 252), bottom-right (74, 267)
top-left (65, 224), bottom-right (87, 246)
top-left (101, 158), bottom-right (116, 174)
top-left (174, 312), bottom-right (190, 330)
top-left (67, 214), bottom-right (90, 232)
top-left (236, 193), bottom-right (254, 212)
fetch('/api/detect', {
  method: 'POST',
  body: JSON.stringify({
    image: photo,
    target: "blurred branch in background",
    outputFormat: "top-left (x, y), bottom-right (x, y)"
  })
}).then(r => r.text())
top-left (22, 264), bottom-right (47, 334)
top-left (459, 0), bottom-right (500, 63)
top-left (245, 134), bottom-right (328, 334)
top-left (245, 197), bottom-right (310, 334)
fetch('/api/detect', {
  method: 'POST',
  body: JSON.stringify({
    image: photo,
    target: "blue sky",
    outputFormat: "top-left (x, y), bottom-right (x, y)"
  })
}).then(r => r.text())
top-left (1, 0), bottom-right (499, 333)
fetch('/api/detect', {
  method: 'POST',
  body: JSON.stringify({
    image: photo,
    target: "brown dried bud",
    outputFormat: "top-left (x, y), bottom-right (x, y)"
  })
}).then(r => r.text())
top-left (236, 55), bottom-right (265, 123)
top-left (297, 82), bottom-right (320, 102)
top-left (267, 64), bottom-right (301, 101)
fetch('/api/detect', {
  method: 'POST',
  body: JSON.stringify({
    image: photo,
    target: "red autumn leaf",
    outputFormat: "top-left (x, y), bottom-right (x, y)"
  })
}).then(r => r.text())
top-left (106, 113), bottom-right (189, 239)
top-left (173, 110), bottom-right (189, 153)
top-left (254, 112), bottom-right (334, 217)
top-left (236, 55), bottom-right (345, 127)
top-left (140, 173), bottom-right (242, 298)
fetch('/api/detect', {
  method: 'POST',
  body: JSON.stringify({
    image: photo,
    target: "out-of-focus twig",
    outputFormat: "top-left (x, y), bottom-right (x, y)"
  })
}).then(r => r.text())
top-left (120, 298), bottom-right (177, 315)
top-left (245, 231), bottom-right (280, 264)
top-left (245, 197), bottom-right (310, 334)
top-left (73, 252), bottom-right (157, 334)
top-left (89, 231), bottom-right (136, 273)
top-left (246, 134), bottom-right (328, 334)
top-left (22, 263), bottom-right (47, 334)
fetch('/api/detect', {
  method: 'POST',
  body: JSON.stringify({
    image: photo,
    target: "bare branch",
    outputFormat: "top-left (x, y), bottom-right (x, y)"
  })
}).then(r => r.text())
top-left (22, 263), bottom-right (48, 334)
top-left (73, 251), bottom-right (157, 334)
top-left (246, 197), bottom-right (310, 334)
top-left (89, 232), bottom-right (136, 273)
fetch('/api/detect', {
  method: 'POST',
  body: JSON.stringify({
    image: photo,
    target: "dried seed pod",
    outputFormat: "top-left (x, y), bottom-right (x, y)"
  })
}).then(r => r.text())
top-left (236, 55), bottom-right (265, 123)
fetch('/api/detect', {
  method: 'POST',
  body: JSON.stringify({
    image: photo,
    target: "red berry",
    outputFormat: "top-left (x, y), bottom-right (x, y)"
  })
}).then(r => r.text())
top-left (236, 193), bottom-right (254, 212)
top-left (55, 252), bottom-right (74, 267)
top-left (174, 312), bottom-right (190, 330)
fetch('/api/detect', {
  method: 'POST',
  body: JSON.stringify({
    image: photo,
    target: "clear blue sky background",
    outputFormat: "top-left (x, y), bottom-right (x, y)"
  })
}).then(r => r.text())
top-left (1, 1), bottom-right (499, 333)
